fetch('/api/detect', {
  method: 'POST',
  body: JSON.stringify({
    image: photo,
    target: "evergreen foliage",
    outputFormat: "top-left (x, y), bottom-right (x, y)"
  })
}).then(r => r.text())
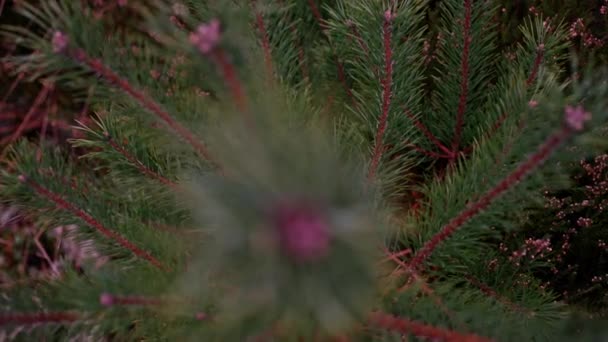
top-left (1, 0), bottom-right (608, 340)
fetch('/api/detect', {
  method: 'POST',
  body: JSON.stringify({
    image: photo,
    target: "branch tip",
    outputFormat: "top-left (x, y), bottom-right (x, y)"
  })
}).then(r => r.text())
top-left (367, 9), bottom-right (394, 181)
top-left (98, 293), bottom-right (163, 307)
top-left (190, 19), bottom-right (222, 55)
top-left (384, 9), bottom-right (393, 22)
top-left (52, 30), bottom-right (69, 53)
top-left (451, 0), bottom-right (473, 154)
top-left (565, 105), bottom-right (591, 131)
top-left (20, 177), bottom-right (167, 271)
top-left (410, 123), bottom-right (576, 269)
top-left (100, 293), bottom-right (114, 307)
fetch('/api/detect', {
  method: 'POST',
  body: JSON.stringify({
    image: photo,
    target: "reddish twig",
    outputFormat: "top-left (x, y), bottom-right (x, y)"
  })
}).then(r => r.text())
top-left (51, 32), bottom-right (216, 166)
top-left (307, 0), bottom-right (357, 106)
top-left (18, 175), bottom-right (167, 271)
top-left (1, 72), bottom-right (25, 104)
top-left (346, 21), bottom-right (370, 56)
top-left (307, 0), bottom-right (326, 32)
top-left (409, 123), bottom-right (580, 270)
top-left (368, 312), bottom-right (494, 342)
top-left (99, 293), bottom-right (163, 307)
top-left (462, 113), bottom-right (507, 155)
top-left (404, 108), bottom-right (453, 156)
top-left (0, 85), bottom-right (50, 146)
top-left (276, 0), bottom-right (309, 82)
top-left (189, 21), bottom-right (248, 114)
top-left (0, 107), bottom-right (43, 141)
top-left (209, 49), bottom-right (248, 113)
top-left (381, 248), bottom-right (412, 263)
top-left (0, 312), bottom-right (81, 326)
top-left (33, 226), bottom-right (60, 277)
top-left (335, 57), bottom-right (356, 105)
top-left (367, 10), bottom-right (394, 181)
top-left (404, 141), bottom-right (452, 159)
top-left (451, 0), bottom-right (473, 156)
top-left (251, 1), bottom-right (274, 79)
top-left (526, 44), bottom-right (545, 87)
top-left (345, 20), bottom-right (379, 78)
top-left (384, 249), bottom-right (459, 324)
top-left (464, 275), bottom-right (532, 315)
top-left (105, 134), bottom-right (178, 188)
top-left (464, 43), bottom-right (545, 153)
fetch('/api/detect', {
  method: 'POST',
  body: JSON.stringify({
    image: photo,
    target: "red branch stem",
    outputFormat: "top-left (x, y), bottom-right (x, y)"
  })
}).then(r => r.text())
top-left (384, 249), bottom-right (458, 322)
top-left (367, 12), bottom-right (393, 181)
top-left (307, 0), bottom-right (356, 106)
top-left (0, 85), bottom-right (50, 146)
top-left (404, 108), bottom-right (453, 156)
top-left (1, 72), bottom-right (24, 104)
top-left (105, 134), bottom-right (177, 188)
top-left (0, 312), bottom-right (81, 326)
top-left (277, 0), bottom-right (309, 81)
top-left (347, 22), bottom-right (371, 57)
top-left (307, 0), bottom-right (326, 32)
top-left (252, 5), bottom-right (274, 79)
top-left (451, 0), bottom-right (473, 156)
top-left (64, 48), bottom-right (217, 165)
top-left (409, 125), bottom-right (574, 270)
top-left (368, 312), bottom-right (494, 342)
top-left (19, 175), bottom-right (167, 271)
top-left (465, 275), bottom-right (531, 314)
top-left (465, 43), bottom-right (545, 153)
top-left (335, 57), bottom-right (356, 106)
top-left (101, 293), bottom-right (163, 307)
top-left (209, 49), bottom-right (248, 113)
top-left (462, 113), bottom-right (507, 155)
top-left (526, 45), bottom-right (545, 86)
top-left (405, 141), bottom-right (451, 159)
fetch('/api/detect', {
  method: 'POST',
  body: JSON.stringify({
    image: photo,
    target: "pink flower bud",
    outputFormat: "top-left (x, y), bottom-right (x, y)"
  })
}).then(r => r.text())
top-left (99, 293), bottom-right (114, 307)
top-left (272, 200), bottom-right (331, 263)
top-left (384, 9), bottom-right (393, 22)
top-left (189, 19), bottom-right (221, 54)
top-left (564, 105), bottom-right (591, 131)
top-left (52, 31), bottom-right (69, 53)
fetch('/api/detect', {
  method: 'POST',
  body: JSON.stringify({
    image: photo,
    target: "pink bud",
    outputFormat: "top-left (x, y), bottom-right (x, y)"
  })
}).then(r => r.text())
top-left (52, 31), bottom-right (69, 53)
top-left (272, 200), bottom-right (331, 263)
top-left (564, 105), bottom-right (592, 131)
top-left (99, 293), bottom-right (114, 307)
top-left (189, 19), bottom-right (221, 54)
top-left (384, 9), bottom-right (393, 22)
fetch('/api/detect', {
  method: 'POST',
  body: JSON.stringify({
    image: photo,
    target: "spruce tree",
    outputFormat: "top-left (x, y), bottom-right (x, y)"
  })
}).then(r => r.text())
top-left (1, 0), bottom-right (608, 340)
